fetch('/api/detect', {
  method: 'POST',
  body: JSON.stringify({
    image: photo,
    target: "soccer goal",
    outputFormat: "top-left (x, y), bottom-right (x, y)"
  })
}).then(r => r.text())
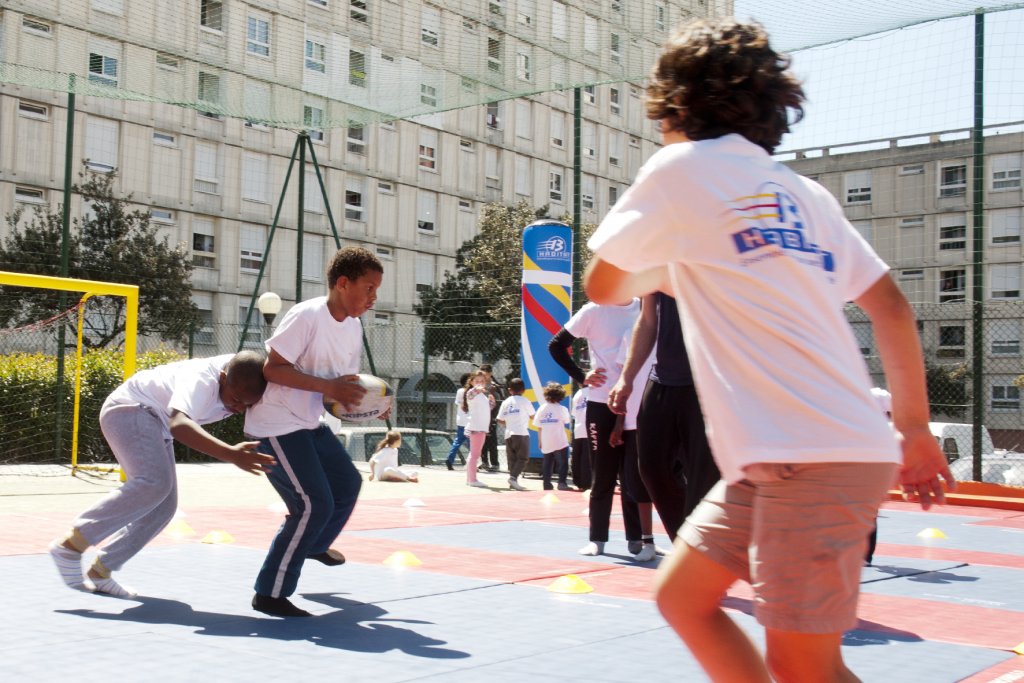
top-left (0, 271), bottom-right (138, 475)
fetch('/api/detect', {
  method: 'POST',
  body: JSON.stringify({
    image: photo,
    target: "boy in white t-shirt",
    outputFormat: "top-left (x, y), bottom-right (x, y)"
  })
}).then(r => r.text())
top-left (532, 382), bottom-right (571, 491)
top-left (584, 19), bottom-right (953, 682)
top-left (497, 377), bottom-right (536, 491)
top-left (49, 351), bottom-right (273, 597)
top-left (245, 246), bottom-right (384, 618)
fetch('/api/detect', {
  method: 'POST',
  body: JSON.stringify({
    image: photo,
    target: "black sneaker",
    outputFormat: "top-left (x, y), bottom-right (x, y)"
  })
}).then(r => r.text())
top-left (252, 594), bottom-right (312, 617)
top-left (446, 462), bottom-right (454, 471)
top-left (308, 549), bottom-right (346, 566)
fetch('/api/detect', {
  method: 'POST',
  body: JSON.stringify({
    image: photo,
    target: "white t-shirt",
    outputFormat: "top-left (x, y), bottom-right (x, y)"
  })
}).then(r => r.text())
top-left (465, 387), bottom-right (492, 432)
top-left (453, 387), bottom-right (469, 427)
top-left (245, 296), bottom-right (363, 438)
top-left (370, 446), bottom-right (400, 471)
top-left (106, 354), bottom-right (234, 434)
top-left (533, 402), bottom-right (570, 453)
top-left (564, 301), bottom-right (640, 404)
top-left (589, 134), bottom-right (899, 483)
top-left (615, 330), bottom-right (655, 431)
top-left (497, 394), bottom-right (535, 436)
top-left (571, 388), bottom-right (589, 439)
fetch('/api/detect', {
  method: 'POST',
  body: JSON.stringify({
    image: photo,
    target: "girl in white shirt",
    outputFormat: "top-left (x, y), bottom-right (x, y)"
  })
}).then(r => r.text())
top-left (463, 370), bottom-right (495, 488)
top-left (368, 431), bottom-right (418, 483)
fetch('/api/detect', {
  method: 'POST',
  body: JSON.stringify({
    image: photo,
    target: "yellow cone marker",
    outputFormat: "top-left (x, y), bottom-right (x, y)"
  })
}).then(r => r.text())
top-left (547, 574), bottom-right (594, 594)
top-left (383, 550), bottom-right (423, 568)
top-left (540, 492), bottom-right (560, 505)
top-left (1013, 642), bottom-right (1024, 656)
top-left (163, 519), bottom-right (196, 539)
top-left (917, 528), bottom-right (947, 540)
top-left (201, 530), bottom-right (236, 544)
top-left (403, 498), bottom-right (426, 508)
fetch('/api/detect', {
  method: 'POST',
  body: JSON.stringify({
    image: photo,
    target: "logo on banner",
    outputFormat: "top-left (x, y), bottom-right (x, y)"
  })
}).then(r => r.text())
top-left (536, 235), bottom-right (570, 260)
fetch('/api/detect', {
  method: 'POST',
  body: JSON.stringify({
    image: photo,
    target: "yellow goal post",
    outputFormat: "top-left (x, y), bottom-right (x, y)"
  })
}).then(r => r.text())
top-left (0, 271), bottom-right (138, 474)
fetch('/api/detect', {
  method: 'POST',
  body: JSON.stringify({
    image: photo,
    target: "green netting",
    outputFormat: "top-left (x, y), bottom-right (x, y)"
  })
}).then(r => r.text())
top-left (1, 0), bottom-right (1021, 128)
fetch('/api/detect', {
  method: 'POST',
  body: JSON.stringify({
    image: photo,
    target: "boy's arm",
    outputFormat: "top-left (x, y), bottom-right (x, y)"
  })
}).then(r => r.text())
top-left (169, 411), bottom-right (275, 475)
top-left (584, 257), bottom-right (670, 306)
top-left (608, 293), bottom-right (658, 415)
top-left (855, 274), bottom-right (954, 509)
top-left (263, 348), bottom-right (366, 409)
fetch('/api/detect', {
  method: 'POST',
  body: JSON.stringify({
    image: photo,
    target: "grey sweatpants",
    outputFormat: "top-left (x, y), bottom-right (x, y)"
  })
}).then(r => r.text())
top-left (73, 401), bottom-right (178, 572)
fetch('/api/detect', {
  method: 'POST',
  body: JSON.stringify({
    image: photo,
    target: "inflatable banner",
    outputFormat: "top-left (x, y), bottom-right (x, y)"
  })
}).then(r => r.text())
top-left (520, 220), bottom-right (573, 460)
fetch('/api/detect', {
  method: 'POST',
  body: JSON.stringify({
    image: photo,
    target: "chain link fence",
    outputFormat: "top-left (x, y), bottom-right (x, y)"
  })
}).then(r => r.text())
top-left (3, 308), bottom-right (1023, 484)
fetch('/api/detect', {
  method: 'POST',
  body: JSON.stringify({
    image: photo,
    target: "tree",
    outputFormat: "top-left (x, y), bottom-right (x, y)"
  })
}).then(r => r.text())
top-left (0, 167), bottom-right (197, 348)
top-left (926, 361), bottom-right (969, 420)
top-left (415, 201), bottom-right (594, 372)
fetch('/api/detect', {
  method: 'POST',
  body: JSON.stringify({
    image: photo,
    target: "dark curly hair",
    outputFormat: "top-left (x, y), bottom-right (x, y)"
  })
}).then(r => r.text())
top-left (646, 19), bottom-right (804, 154)
top-left (327, 246), bottom-right (383, 288)
top-left (542, 381), bottom-right (566, 403)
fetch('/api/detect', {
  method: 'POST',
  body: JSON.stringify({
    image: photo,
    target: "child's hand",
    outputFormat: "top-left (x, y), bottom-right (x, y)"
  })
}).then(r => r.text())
top-left (898, 426), bottom-right (956, 510)
top-left (325, 375), bottom-right (367, 410)
top-left (230, 441), bottom-right (276, 475)
top-left (585, 368), bottom-right (608, 388)
top-left (609, 426), bottom-right (624, 448)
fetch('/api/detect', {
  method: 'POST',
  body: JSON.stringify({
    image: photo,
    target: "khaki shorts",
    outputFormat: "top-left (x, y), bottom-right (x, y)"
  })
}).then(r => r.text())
top-left (680, 461), bottom-right (898, 634)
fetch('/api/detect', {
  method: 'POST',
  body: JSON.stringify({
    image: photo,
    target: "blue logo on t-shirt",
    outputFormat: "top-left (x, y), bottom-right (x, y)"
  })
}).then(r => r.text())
top-left (730, 183), bottom-right (835, 273)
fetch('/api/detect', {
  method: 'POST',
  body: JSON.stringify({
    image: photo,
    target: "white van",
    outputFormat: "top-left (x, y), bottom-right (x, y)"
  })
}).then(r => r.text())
top-left (929, 422), bottom-right (1024, 486)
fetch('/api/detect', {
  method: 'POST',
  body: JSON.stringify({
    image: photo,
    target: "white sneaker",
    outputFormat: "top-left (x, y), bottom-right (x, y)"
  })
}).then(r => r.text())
top-left (633, 544), bottom-right (657, 562)
top-left (509, 479), bottom-right (527, 491)
top-left (467, 480), bottom-right (489, 488)
top-left (578, 541), bottom-right (605, 556)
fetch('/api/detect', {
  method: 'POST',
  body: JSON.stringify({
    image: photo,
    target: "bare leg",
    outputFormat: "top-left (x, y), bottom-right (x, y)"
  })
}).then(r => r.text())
top-left (765, 630), bottom-right (860, 683)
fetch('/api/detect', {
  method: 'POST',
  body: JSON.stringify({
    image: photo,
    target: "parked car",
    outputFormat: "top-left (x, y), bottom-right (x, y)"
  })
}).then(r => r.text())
top-left (333, 426), bottom-right (458, 466)
top-left (930, 422), bottom-right (1024, 486)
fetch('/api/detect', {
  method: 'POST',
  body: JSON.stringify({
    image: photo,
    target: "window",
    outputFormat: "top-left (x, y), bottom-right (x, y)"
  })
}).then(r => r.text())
top-left (515, 100), bottom-right (532, 139)
top-left (458, 199), bottom-right (472, 211)
top-left (583, 84), bottom-right (596, 106)
top-left (417, 191), bottom-right (437, 232)
top-left (23, 16), bottom-right (53, 36)
top-left (629, 135), bottom-right (640, 148)
top-left (938, 214), bottom-right (966, 251)
top-left (15, 186), bottom-right (46, 204)
top-left (610, 0), bottom-right (622, 12)
top-left (240, 225), bottom-right (265, 273)
top-left (305, 39), bottom-right (326, 73)
top-left (200, 0), bottom-right (223, 31)
top-left (609, 185), bottom-right (619, 206)
top-left (198, 71), bottom-right (221, 113)
top-left (550, 59), bottom-right (567, 89)
top-left (304, 172), bottom-right (325, 214)
top-left (156, 53), bottom-right (180, 71)
top-left (346, 124), bottom-right (365, 155)
top-left (375, 246), bottom-right (393, 260)
top-left (374, 312), bottom-right (392, 325)
top-left (850, 322), bottom-right (874, 356)
top-left (303, 105), bottom-right (324, 142)
top-left (992, 383), bottom-right (1020, 412)
top-left (244, 80), bottom-right (271, 128)
top-left (349, 50), bottom-right (366, 87)
top-left (900, 163), bottom-right (924, 175)
top-left (939, 162), bottom-right (967, 198)
top-left (418, 129), bottom-right (437, 170)
top-left (147, 208), bottom-right (173, 224)
top-left (551, 1), bottom-right (567, 40)
top-left (192, 293), bottom-right (214, 344)
top-left (488, 0), bottom-right (505, 16)
top-left (610, 33), bottom-right (621, 64)
top-left (420, 83), bottom-right (437, 107)
top-left (487, 36), bottom-right (502, 73)
top-left (550, 111), bottom-right (565, 148)
top-left (938, 325), bottom-right (965, 358)
top-left (518, 0), bottom-right (535, 25)
top-left (584, 15), bottom-right (598, 53)
top-left (582, 175), bottom-right (595, 210)
top-left (608, 132), bottom-right (622, 166)
top-left (900, 216), bottom-right (924, 228)
top-left (461, 76), bottom-right (477, 93)
top-left (345, 177), bottom-right (364, 221)
top-left (992, 154), bottom-right (1022, 191)
top-left (192, 219), bottom-right (216, 268)
top-left (582, 121), bottom-right (596, 158)
top-left (421, 6), bottom-right (440, 47)
top-left (609, 87), bottom-right (621, 116)
top-left (463, 18), bottom-right (478, 32)
top-left (377, 181), bottom-right (393, 194)
top-left (549, 170), bottom-right (564, 202)
top-left (486, 101), bottom-right (501, 129)
top-left (991, 320), bottom-right (1020, 356)
top-left (485, 148), bottom-right (500, 189)
top-left (238, 305), bottom-right (263, 344)
top-left (246, 15), bottom-right (270, 57)
top-left (415, 253), bottom-right (435, 293)
top-left (990, 263), bottom-right (1021, 299)
top-left (992, 208), bottom-right (1022, 245)
top-left (302, 234), bottom-right (324, 282)
top-left (350, 0), bottom-right (368, 24)
top-left (18, 101), bottom-right (48, 120)
top-left (939, 268), bottom-right (966, 303)
top-left (193, 142), bottom-right (220, 194)
top-left (655, 2), bottom-right (666, 30)
top-left (516, 51), bottom-right (532, 81)
top-left (899, 269), bottom-right (924, 280)
top-left (459, 138), bottom-right (474, 152)
top-left (88, 52), bottom-right (119, 87)
top-left (515, 156), bottom-right (530, 196)
top-left (844, 170), bottom-right (871, 204)
top-left (84, 118), bottom-right (118, 172)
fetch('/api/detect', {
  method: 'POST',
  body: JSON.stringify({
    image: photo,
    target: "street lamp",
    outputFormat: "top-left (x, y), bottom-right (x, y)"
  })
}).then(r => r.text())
top-left (257, 291), bottom-right (282, 327)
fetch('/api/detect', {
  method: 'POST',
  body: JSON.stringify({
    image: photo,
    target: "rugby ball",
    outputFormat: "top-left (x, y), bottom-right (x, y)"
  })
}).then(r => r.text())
top-left (323, 374), bottom-right (394, 422)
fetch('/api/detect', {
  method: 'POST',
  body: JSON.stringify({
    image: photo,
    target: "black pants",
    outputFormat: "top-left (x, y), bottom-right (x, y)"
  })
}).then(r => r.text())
top-left (587, 401), bottom-right (641, 543)
top-left (571, 436), bottom-right (592, 490)
top-left (636, 381), bottom-right (719, 540)
top-left (542, 447), bottom-right (568, 489)
top-left (483, 416), bottom-right (500, 469)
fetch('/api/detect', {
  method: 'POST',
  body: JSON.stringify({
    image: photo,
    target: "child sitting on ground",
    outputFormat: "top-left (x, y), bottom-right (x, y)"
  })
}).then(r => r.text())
top-left (532, 381), bottom-right (571, 491)
top-left (368, 430), bottom-right (419, 483)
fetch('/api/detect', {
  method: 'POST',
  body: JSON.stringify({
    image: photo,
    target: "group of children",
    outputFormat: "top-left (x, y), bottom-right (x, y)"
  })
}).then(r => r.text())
top-left (48, 16), bottom-right (957, 682)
